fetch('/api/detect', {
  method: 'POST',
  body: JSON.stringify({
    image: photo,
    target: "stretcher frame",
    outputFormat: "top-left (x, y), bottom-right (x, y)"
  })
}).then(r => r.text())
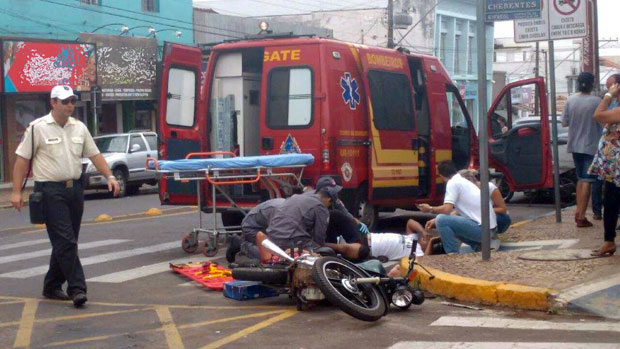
top-left (147, 152), bottom-right (308, 256)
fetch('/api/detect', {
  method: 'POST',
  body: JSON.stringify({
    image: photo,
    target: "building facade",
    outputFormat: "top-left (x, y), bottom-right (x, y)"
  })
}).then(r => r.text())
top-left (0, 0), bottom-right (193, 182)
top-left (435, 0), bottom-right (494, 129)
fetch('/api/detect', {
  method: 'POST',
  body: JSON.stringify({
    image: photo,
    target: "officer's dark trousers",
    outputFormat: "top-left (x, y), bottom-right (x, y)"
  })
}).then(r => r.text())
top-left (36, 180), bottom-right (86, 296)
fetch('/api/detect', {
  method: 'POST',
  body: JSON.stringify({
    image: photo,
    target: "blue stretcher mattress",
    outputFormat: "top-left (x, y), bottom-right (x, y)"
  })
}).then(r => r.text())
top-left (150, 153), bottom-right (314, 171)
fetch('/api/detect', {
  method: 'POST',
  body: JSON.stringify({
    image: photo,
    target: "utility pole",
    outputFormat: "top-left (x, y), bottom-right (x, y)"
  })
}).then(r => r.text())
top-left (387, 0), bottom-right (394, 48)
top-left (548, 41), bottom-right (562, 223)
top-left (535, 42), bottom-right (540, 113)
top-left (592, 0), bottom-right (600, 90)
top-left (477, 1), bottom-right (490, 261)
top-left (361, 29), bottom-right (364, 44)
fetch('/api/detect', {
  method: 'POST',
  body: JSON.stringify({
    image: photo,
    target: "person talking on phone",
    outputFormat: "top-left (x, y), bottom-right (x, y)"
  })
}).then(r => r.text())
top-left (10, 86), bottom-right (120, 308)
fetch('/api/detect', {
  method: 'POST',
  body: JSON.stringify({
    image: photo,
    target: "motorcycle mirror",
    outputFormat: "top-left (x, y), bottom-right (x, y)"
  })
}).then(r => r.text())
top-left (261, 239), bottom-right (294, 262)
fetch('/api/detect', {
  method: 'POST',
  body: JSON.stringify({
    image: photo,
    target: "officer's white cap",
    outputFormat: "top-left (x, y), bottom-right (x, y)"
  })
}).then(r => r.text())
top-left (50, 85), bottom-right (77, 100)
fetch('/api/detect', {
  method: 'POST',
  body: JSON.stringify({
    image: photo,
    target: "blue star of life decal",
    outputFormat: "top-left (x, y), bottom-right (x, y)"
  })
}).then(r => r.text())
top-left (340, 72), bottom-right (360, 110)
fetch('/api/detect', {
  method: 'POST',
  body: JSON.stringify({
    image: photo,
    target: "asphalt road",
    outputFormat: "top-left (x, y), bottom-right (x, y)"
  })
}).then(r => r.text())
top-left (2, 190), bottom-right (616, 348)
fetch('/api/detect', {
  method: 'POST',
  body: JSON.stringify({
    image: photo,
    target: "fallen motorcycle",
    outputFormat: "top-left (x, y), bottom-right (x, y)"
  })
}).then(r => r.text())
top-left (231, 239), bottom-right (425, 322)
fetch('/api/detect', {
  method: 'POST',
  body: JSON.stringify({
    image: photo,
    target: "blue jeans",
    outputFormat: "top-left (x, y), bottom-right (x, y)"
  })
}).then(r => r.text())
top-left (435, 214), bottom-right (482, 254)
top-left (496, 213), bottom-right (512, 234)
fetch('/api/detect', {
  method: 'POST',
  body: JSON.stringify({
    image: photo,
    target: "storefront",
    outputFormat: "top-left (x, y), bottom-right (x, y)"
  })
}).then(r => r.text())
top-left (80, 34), bottom-right (158, 135)
top-left (1, 39), bottom-right (95, 181)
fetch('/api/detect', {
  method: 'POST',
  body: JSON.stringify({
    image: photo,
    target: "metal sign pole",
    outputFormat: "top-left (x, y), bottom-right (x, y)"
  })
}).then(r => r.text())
top-left (548, 40), bottom-right (562, 222)
top-left (478, 1), bottom-right (490, 260)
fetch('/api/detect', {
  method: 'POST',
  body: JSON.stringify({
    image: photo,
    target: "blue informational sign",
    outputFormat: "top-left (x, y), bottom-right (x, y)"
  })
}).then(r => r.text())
top-left (485, 0), bottom-right (542, 21)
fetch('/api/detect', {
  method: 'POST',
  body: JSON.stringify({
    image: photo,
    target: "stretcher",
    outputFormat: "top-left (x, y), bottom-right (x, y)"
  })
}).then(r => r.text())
top-left (147, 152), bottom-right (314, 256)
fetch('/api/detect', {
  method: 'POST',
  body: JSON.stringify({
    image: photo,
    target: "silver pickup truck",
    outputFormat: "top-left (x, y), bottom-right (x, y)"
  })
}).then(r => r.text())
top-left (81, 131), bottom-right (158, 197)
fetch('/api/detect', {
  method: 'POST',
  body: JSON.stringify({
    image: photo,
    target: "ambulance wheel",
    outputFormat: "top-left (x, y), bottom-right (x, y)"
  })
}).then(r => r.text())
top-left (181, 234), bottom-right (199, 254)
top-left (355, 188), bottom-right (378, 231)
top-left (202, 240), bottom-right (218, 257)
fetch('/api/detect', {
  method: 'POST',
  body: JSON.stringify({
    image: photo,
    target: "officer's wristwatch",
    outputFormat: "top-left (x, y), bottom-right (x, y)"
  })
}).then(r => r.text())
top-left (605, 92), bottom-right (613, 99)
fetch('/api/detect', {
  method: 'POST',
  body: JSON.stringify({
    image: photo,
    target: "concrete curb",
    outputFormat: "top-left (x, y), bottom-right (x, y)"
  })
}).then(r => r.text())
top-left (416, 265), bottom-right (557, 311)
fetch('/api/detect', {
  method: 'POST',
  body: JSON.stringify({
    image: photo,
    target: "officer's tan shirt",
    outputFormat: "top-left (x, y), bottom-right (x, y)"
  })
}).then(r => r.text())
top-left (15, 113), bottom-right (99, 182)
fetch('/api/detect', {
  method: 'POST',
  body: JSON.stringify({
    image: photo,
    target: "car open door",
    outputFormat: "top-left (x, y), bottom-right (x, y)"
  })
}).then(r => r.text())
top-left (158, 43), bottom-right (205, 205)
top-left (357, 49), bottom-right (420, 202)
top-left (487, 77), bottom-right (553, 191)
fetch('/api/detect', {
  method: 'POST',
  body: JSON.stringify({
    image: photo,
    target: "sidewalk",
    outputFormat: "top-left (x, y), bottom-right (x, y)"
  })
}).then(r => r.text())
top-left (415, 206), bottom-right (620, 318)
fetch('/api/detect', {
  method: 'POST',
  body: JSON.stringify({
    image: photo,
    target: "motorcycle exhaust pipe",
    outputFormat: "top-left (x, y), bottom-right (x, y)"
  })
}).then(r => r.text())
top-left (261, 239), bottom-right (294, 262)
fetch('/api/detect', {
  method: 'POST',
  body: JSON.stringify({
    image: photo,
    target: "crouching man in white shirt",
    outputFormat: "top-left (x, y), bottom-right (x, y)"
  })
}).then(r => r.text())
top-left (417, 161), bottom-right (497, 254)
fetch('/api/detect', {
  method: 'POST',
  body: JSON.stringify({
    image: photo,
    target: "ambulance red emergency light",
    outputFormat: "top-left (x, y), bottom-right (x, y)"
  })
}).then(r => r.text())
top-left (157, 34), bottom-right (552, 229)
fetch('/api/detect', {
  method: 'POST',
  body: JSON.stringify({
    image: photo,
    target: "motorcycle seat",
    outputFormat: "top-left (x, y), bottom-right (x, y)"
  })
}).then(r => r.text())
top-left (355, 259), bottom-right (386, 275)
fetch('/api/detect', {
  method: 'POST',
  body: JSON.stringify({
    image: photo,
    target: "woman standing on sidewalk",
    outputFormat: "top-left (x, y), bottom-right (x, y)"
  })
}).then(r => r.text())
top-left (589, 82), bottom-right (620, 257)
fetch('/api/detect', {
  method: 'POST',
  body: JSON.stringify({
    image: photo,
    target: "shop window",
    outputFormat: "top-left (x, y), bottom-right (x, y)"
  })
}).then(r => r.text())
top-left (367, 70), bottom-right (415, 131)
top-left (267, 67), bottom-right (313, 128)
top-left (142, 0), bottom-right (159, 12)
top-left (166, 68), bottom-right (196, 127)
top-left (134, 110), bottom-right (152, 130)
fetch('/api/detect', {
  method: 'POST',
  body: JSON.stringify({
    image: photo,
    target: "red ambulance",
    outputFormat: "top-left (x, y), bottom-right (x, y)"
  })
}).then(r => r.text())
top-left (157, 35), bottom-right (552, 229)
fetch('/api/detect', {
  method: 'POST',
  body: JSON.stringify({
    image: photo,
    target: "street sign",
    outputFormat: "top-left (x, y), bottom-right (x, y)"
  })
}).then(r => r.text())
top-left (486, 0), bottom-right (542, 21)
top-left (515, 0), bottom-right (587, 42)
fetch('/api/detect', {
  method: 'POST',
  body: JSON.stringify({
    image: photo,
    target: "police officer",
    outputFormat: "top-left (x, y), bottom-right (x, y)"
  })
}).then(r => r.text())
top-left (10, 85), bottom-right (120, 307)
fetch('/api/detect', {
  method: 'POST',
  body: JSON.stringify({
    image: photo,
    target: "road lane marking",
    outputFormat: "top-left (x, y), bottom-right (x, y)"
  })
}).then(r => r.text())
top-left (0, 239), bottom-right (49, 251)
top-left (558, 273), bottom-right (620, 303)
top-left (0, 239), bottom-right (130, 265)
top-left (13, 299), bottom-right (38, 348)
top-left (87, 255), bottom-right (209, 283)
top-left (41, 309), bottom-right (290, 347)
top-left (431, 316), bottom-right (620, 332)
top-left (0, 241), bottom-right (179, 278)
top-left (155, 306), bottom-right (184, 349)
top-left (389, 342), bottom-right (620, 349)
top-left (200, 310), bottom-right (298, 349)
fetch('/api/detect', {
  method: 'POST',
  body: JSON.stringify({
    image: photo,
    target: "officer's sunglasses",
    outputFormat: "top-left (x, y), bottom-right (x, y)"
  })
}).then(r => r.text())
top-left (56, 97), bottom-right (77, 105)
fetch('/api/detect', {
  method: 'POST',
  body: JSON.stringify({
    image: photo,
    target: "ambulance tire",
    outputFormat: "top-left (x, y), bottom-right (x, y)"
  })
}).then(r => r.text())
top-left (354, 187), bottom-right (378, 231)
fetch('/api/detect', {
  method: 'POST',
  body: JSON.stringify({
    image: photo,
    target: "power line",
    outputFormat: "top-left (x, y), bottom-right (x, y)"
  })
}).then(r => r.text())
top-left (37, 0), bottom-right (245, 39)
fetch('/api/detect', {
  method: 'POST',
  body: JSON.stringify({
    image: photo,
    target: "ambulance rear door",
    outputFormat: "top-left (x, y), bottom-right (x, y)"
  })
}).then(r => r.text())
top-left (158, 43), bottom-right (205, 205)
top-left (356, 49), bottom-right (420, 201)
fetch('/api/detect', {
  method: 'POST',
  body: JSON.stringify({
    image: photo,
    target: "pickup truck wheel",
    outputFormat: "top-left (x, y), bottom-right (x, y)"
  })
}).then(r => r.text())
top-left (113, 169), bottom-right (127, 198)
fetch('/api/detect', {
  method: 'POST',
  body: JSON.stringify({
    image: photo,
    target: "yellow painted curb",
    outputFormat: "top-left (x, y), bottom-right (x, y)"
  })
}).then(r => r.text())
top-left (33, 224), bottom-right (46, 229)
top-left (94, 214), bottom-right (113, 222)
top-left (416, 265), bottom-right (556, 310)
top-left (145, 208), bottom-right (162, 216)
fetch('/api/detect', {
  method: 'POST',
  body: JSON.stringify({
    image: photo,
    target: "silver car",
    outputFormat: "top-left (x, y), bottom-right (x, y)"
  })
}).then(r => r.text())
top-left (81, 131), bottom-right (158, 197)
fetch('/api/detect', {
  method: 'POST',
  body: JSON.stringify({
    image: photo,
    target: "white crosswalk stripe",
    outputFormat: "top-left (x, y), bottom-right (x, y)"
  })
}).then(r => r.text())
top-left (0, 239), bottom-right (130, 265)
top-left (0, 241), bottom-right (179, 279)
top-left (0, 239), bottom-right (50, 251)
top-left (87, 255), bottom-right (207, 283)
top-left (389, 342), bottom-right (620, 349)
top-left (431, 316), bottom-right (620, 333)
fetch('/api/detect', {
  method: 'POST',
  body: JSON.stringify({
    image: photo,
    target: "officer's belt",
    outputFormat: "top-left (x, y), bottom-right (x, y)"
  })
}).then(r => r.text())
top-left (35, 179), bottom-right (81, 189)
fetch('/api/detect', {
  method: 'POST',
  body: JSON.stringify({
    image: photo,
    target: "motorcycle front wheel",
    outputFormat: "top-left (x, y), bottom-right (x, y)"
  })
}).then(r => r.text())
top-left (312, 257), bottom-right (386, 322)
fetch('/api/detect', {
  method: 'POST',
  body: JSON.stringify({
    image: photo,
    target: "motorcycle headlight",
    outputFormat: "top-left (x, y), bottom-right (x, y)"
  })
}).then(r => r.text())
top-left (392, 285), bottom-right (413, 308)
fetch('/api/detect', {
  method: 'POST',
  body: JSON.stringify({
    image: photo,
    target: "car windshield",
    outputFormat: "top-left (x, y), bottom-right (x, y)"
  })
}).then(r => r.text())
top-left (95, 136), bottom-right (128, 153)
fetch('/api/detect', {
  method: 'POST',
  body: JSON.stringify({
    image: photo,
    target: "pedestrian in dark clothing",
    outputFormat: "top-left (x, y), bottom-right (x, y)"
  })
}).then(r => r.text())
top-left (10, 86), bottom-right (120, 307)
top-left (561, 72), bottom-right (602, 227)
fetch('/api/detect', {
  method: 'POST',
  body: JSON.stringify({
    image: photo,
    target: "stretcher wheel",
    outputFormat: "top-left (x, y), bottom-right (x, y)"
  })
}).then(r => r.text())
top-left (202, 240), bottom-right (218, 257)
top-left (181, 234), bottom-right (199, 254)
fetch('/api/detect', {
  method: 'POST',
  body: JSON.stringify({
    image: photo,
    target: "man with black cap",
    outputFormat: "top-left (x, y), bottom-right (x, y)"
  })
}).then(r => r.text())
top-left (311, 176), bottom-right (369, 243)
top-left (562, 72), bottom-right (602, 227)
top-left (264, 180), bottom-right (337, 251)
top-left (10, 85), bottom-right (120, 307)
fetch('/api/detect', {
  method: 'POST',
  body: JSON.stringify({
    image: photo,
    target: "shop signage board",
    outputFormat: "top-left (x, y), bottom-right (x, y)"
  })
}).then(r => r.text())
top-left (486, 0), bottom-right (542, 21)
top-left (80, 34), bottom-right (157, 101)
top-left (514, 0), bottom-right (587, 42)
top-left (1, 40), bottom-right (94, 93)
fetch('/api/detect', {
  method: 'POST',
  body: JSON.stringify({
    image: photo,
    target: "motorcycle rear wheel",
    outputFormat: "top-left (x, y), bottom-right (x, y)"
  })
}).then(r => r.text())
top-left (312, 257), bottom-right (386, 322)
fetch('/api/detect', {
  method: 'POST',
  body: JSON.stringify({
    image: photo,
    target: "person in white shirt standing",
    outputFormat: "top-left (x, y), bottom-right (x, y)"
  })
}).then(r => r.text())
top-left (418, 161), bottom-right (497, 254)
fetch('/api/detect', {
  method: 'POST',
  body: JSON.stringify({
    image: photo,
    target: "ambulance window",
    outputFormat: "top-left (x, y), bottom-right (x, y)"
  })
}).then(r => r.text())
top-left (445, 85), bottom-right (471, 170)
top-left (166, 68), bottom-right (196, 127)
top-left (367, 71), bottom-right (414, 131)
top-left (267, 67), bottom-right (313, 128)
